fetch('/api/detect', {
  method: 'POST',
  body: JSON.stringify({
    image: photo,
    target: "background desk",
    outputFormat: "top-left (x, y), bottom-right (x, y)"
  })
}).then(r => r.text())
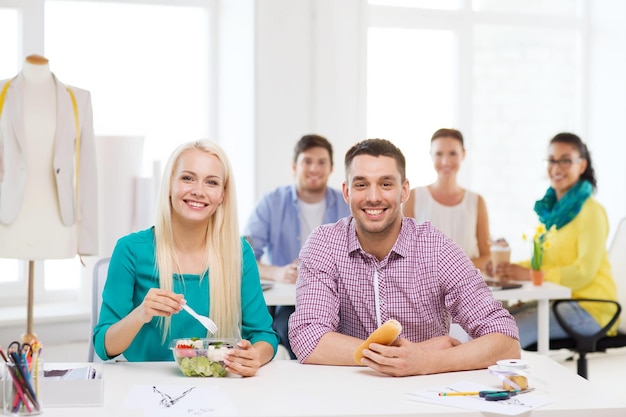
top-left (262, 281), bottom-right (297, 307)
top-left (262, 281), bottom-right (572, 355)
top-left (491, 282), bottom-right (571, 354)
top-left (39, 352), bottom-right (624, 416)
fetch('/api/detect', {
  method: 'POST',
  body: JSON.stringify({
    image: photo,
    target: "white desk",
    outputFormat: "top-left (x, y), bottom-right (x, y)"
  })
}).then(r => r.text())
top-left (38, 353), bottom-right (625, 416)
top-left (262, 281), bottom-right (572, 355)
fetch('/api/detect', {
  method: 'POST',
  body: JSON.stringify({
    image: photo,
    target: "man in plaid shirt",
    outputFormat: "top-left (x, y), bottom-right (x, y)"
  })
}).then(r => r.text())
top-left (288, 139), bottom-right (520, 376)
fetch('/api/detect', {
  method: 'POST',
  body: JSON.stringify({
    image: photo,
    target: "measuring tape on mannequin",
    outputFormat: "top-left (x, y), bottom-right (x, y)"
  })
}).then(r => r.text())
top-left (0, 80), bottom-right (11, 115)
top-left (488, 359), bottom-right (530, 391)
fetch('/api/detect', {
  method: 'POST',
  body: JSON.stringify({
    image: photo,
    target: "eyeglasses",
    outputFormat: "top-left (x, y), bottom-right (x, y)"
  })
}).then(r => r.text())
top-left (544, 158), bottom-right (582, 168)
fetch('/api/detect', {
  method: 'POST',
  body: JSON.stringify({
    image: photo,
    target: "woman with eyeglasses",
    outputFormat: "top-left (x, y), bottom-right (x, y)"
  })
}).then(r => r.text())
top-left (492, 132), bottom-right (618, 349)
top-left (403, 128), bottom-right (491, 271)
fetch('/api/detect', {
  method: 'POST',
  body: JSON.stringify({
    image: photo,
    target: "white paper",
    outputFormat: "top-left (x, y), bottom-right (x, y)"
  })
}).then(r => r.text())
top-left (407, 381), bottom-right (554, 416)
top-left (123, 384), bottom-right (238, 417)
top-left (44, 365), bottom-right (96, 380)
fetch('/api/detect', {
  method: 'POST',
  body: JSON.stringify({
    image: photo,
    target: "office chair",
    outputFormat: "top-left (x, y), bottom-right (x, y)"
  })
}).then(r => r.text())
top-left (531, 217), bottom-right (626, 379)
top-left (87, 257), bottom-right (111, 362)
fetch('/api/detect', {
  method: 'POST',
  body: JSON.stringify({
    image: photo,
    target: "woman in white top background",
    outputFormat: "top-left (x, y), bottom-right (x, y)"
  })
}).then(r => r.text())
top-left (402, 128), bottom-right (491, 271)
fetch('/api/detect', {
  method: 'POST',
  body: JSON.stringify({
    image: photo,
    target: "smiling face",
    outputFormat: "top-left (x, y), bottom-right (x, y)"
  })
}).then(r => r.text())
top-left (547, 142), bottom-right (587, 199)
top-left (430, 136), bottom-right (465, 180)
top-left (170, 149), bottom-right (225, 226)
top-left (293, 146), bottom-right (333, 195)
top-left (342, 154), bottom-right (409, 246)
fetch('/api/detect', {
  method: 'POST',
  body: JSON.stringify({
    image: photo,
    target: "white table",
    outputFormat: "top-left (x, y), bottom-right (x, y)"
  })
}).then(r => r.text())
top-left (262, 281), bottom-right (572, 355)
top-left (36, 352), bottom-right (625, 416)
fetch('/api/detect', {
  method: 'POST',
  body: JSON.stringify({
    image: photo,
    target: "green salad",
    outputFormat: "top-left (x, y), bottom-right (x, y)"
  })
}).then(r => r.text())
top-left (171, 338), bottom-right (237, 377)
top-left (178, 356), bottom-right (227, 377)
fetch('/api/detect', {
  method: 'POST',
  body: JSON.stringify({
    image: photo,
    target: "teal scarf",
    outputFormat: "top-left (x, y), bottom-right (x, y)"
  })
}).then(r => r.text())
top-left (534, 180), bottom-right (593, 230)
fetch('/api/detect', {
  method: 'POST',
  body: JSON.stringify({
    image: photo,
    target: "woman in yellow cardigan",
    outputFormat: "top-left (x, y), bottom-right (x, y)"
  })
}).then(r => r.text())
top-left (493, 132), bottom-right (618, 349)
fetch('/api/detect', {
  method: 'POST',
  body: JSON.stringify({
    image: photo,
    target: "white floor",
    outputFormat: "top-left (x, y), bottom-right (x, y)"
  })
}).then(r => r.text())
top-left (43, 341), bottom-right (626, 395)
top-left (544, 347), bottom-right (626, 396)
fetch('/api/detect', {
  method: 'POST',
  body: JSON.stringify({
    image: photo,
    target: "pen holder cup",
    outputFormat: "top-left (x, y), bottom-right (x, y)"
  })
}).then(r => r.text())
top-left (2, 360), bottom-right (43, 416)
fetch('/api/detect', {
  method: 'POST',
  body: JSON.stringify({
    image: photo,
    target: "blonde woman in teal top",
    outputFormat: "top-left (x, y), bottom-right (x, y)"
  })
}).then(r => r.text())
top-left (93, 140), bottom-right (278, 376)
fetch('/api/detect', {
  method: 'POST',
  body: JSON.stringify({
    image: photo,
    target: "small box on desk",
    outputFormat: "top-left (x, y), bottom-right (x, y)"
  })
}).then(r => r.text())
top-left (40, 363), bottom-right (103, 407)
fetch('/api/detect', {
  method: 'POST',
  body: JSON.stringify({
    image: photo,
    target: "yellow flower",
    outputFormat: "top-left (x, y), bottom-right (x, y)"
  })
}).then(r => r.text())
top-left (530, 224), bottom-right (551, 271)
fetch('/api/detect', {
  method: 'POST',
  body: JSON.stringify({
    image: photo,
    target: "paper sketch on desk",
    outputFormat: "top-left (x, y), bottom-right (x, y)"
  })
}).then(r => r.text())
top-left (153, 386), bottom-right (196, 407)
top-left (407, 381), bottom-right (554, 416)
top-left (123, 384), bottom-right (238, 416)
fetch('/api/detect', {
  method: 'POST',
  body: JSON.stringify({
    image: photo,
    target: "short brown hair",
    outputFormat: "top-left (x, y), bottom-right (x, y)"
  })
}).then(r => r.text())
top-left (293, 134), bottom-right (334, 166)
top-left (344, 139), bottom-right (406, 182)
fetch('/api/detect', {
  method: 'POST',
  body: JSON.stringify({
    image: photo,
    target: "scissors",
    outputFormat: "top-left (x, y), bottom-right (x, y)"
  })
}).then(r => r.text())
top-left (479, 388), bottom-right (535, 401)
top-left (8, 341), bottom-right (31, 356)
top-left (7, 341), bottom-right (32, 367)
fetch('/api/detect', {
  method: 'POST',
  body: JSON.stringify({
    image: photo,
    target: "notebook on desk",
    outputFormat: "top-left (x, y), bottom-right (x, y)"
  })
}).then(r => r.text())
top-left (484, 279), bottom-right (522, 291)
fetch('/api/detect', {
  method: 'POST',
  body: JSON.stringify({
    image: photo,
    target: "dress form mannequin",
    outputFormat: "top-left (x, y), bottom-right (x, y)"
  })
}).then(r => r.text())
top-left (0, 55), bottom-right (77, 258)
top-left (0, 54), bottom-right (99, 342)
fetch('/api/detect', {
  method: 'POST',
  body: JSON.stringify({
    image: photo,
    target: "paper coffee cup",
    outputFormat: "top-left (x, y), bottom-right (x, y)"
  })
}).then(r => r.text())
top-left (490, 245), bottom-right (511, 279)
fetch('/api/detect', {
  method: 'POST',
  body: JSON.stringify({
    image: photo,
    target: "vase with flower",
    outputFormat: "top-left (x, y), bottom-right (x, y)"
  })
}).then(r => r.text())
top-left (526, 225), bottom-right (551, 285)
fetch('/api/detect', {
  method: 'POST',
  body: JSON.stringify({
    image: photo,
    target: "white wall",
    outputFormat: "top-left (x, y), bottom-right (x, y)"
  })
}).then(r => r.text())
top-left (252, 0), bottom-right (363, 205)
top-left (588, 1), bottom-right (626, 239)
top-left (255, 0), bottom-right (313, 198)
top-left (311, 0), bottom-right (365, 185)
top-left (217, 0), bottom-right (256, 228)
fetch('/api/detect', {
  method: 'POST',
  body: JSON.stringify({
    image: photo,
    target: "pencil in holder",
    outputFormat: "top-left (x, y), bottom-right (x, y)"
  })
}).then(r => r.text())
top-left (2, 359), bottom-right (42, 416)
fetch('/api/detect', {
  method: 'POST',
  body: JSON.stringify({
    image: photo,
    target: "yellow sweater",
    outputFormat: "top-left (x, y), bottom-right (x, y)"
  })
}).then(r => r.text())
top-left (520, 198), bottom-right (618, 335)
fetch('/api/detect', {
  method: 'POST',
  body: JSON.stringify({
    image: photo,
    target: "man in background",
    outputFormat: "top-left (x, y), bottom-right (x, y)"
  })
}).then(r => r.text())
top-left (244, 134), bottom-right (350, 358)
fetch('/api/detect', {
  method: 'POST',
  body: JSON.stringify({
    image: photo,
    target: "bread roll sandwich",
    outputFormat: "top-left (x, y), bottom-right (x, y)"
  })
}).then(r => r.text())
top-left (353, 319), bottom-right (402, 364)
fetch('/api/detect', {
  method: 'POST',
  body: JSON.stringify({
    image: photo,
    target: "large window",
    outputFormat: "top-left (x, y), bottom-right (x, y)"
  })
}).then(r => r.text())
top-left (0, 8), bottom-right (19, 77)
top-left (0, 7), bottom-right (23, 294)
top-left (369, 0), bottom-right (460, 9)
top-left (0, 0), bottom-right (213, 306)
top-left (471, 23), bottom-right (582, 252)
top-left (367, 1), bottom-right (585, 259)
top-left (45, 1), bottom-right (211, 166)
top-left (473, 0), bottom-right (581, 16)
top-left (368, 27), bottom-right (455, 188)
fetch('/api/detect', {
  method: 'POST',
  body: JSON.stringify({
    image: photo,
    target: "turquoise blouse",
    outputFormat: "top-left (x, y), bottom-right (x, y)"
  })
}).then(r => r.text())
top-left (93, 228), bottom-right (279, 361)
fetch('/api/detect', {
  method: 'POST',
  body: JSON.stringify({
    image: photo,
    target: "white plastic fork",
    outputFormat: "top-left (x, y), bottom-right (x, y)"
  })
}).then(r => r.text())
top-left (182, 304), bottom-right (218, 334)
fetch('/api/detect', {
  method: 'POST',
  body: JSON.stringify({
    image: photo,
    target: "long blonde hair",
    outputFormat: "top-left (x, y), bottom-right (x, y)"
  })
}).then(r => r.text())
top-left (154, 140), bottom-right (242, 342)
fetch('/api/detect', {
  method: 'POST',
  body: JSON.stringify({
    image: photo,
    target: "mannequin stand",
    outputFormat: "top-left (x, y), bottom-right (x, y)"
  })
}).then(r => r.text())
top-left (22, 260), bottom-right (38, 343)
